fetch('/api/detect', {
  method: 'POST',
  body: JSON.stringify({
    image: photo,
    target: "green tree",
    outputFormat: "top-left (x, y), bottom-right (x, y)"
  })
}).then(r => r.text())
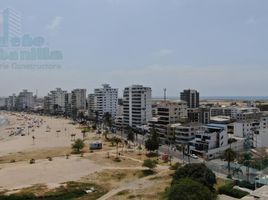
top-left (233, 167), bottom-right (243, 178)
top-left (168, 178), bottom-right (216, 200)
top-left (94, 111), bottom-right (99, 128)
top-left (103, 130), bottom-right (110, 141)
top-left (243, 152), bottom-right (252, 182)
top-left (111, 137), bottom-right (121, 157)
top-left (77, 112), bottom-right (85, 121)
top-left (143, 159), bottom-right (157, 171)
top-left (224, 148), bottom-right (236, 175)
top-left (72, 139), bottom-right (85, 153)
top-left (173, 163), bottom-right (216, 191)
top-left (71, 107), bottom-right (78, 120)
top-left (145, 127), bottom-right (159, 153)
top-left (103, 112), bottom-right (112, 130)
top-left (127, 129), bottom-right (135, 143)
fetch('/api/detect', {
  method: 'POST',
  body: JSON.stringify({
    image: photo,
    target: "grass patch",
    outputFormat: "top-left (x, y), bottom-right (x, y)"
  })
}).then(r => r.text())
top-left (128, 194), bottom-right (143, 199)
top-left (218, 182), bottom-right (249, 199)
top-left (0, 147), bottom-right (71, 164)
top-left (0, 182), bottom-right (107, 200)
top-left (146, 152), bottom-right (158, 158)
top-left (215, 178), bottom-right (231, 191)
top-left (137, 170), bottom-right (156, 178)
top-left (116, 190), bottom-right (130, 196)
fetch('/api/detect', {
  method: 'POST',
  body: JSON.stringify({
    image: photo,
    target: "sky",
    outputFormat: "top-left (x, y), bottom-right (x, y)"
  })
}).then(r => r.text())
top-left (0, 0), bottom-right (268, 97)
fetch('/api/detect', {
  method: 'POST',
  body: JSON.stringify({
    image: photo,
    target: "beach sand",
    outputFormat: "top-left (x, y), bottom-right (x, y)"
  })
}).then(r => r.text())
top-left (0, 112), bottom-right (84, 156)
top-left (0, 112), bottom-right (103, 191)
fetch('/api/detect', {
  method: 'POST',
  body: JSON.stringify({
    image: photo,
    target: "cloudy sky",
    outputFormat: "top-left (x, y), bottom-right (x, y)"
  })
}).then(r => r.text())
top-left (0, 0), bottom-right (268, 97)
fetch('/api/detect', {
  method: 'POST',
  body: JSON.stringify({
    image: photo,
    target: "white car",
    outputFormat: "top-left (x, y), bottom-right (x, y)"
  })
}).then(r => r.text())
top-left (190, 154), bottom-right (198, 159)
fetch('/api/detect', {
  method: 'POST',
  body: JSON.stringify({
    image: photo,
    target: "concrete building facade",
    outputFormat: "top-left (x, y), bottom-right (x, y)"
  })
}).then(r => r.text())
top-left (180, 89), bottom-right (200, 108)
top-left (93, 84), bottom-right (118, 118)
top-left (123, 85), bottom-right (152, 127)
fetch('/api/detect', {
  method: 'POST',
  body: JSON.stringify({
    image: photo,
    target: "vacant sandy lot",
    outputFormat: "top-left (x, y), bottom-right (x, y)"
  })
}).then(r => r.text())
top-left (0, 156), bottom-right (103, 191)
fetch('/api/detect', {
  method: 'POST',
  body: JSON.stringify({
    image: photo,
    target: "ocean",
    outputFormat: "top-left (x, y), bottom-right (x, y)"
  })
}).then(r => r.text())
top-left (153, 96), bottom-right (268, 101)
top-left (200, 96), bottom-right (268, 101)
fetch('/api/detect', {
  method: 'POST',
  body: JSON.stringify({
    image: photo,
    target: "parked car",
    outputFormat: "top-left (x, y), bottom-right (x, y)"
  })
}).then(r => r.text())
top-left (190, 154), bottom-right (198, 159)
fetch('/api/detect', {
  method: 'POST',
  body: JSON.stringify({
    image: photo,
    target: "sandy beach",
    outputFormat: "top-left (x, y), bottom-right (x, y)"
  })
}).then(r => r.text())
top-left (0, 112), bottom-right (104, 191)
top-left (0, 111), bottom-right (157, 195)
top-left (0, 112), bottom-right (172, 199)
top-left (0, 112), bottom-right (85, 156)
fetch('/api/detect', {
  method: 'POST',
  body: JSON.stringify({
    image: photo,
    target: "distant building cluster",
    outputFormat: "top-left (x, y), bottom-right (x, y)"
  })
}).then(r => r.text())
top-left (0, 86), bottom-right (268, 160)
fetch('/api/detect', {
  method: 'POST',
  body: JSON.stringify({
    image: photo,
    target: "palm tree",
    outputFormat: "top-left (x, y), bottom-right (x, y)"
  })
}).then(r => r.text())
top-left (103, 130), bottom-right (109, 141)
top-left (233, 167), bottom-right (243, 179)
top-left (224, 148), bottom-right (236, 175)
top-left (94, 111), bottom-right (99, 129)
top-left (103, 112), bottom-right (112, 130)
top-left (243, 152), bottom-right (252, 182)
top-left (111, 137), bottom-right (121, 158)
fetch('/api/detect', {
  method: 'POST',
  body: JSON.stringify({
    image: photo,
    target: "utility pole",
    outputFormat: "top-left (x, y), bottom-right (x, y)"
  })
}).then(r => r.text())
top-left (164, 88), bottom-right (167, 101)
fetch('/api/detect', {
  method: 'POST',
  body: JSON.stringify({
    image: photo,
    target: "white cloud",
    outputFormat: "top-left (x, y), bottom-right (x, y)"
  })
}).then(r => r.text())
top-left (46, 16), bottom-right (62, 31)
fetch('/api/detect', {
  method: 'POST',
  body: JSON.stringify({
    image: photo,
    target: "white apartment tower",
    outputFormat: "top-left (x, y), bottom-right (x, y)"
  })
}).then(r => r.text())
top-left (123, 85), bottom-right (152, 127)
top-left (71, 89), bottom-right (87, 110)
top-left (47, 88), bottom-right (67, 113)
top-left (94, 84), bottom-right (118, 118)
top-left (16, 90), bottom-right (34, 111)
top-left (87, 93), bottom-right (95, 117)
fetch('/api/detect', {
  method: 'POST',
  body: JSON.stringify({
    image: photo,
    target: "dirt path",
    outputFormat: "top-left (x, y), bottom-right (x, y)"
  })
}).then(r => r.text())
top-left (97, 168), bottom-right (169, 200)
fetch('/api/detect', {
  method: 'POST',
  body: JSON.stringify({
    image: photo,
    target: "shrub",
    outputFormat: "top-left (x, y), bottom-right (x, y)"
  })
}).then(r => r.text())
top-left (227, 174), bottom-right (232, 179)
top-left (218, 183), bottom-right (249, 198)
top-left (236, 181), bottom-right (256, 190)
top-left (0, 192), bottom-right (35, 200)
top-left (143, 159), bottom-right (157, 171)
top-left (114, 157), bottom-right (121, 162)
top-left (168, 178), bottom-right (217, 200)
top-left (173, 163), bottom-right (216, 191)
top-left (29, 159), bottom-right (35, 164)
top-left (71, 139), bottom-right (85, 154)
top-left (170, 162), bottom-right (181, 171)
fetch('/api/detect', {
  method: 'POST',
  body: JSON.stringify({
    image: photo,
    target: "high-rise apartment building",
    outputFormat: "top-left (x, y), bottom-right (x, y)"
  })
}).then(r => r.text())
top-left (93, 84), bottom-right (118, 118)
top-left (44, 88), bottom-right (67, 114)
top-left (149, 100), bottom-right (188, 144)
top-left (71, 89), bottom-right (87, 111)
top-left (6, 94), bottom-right (16, 111)
top-left (123, 85), bottom-right (152, 127)
top-left (180, 89), bottom-right (200, 108)
top-left (16, 89), bottom-right (34, 111)
top-left (87, 93), bottom-right (95, 118)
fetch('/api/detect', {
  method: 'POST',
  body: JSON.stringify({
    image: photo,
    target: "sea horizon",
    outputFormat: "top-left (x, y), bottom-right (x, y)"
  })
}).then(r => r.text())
top-left (153, 96), bottom-right (268, 101)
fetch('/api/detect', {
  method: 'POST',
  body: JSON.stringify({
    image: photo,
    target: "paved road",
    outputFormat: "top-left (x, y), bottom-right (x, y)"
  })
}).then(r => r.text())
top-left (115, 131), bottom-right (203, 164)
top-left (159, 145), bottom-right (203, 164)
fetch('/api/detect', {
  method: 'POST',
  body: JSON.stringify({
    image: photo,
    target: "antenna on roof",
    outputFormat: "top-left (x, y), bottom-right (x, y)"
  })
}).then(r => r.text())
top-left (164, 88), bottom-right (167, 101)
